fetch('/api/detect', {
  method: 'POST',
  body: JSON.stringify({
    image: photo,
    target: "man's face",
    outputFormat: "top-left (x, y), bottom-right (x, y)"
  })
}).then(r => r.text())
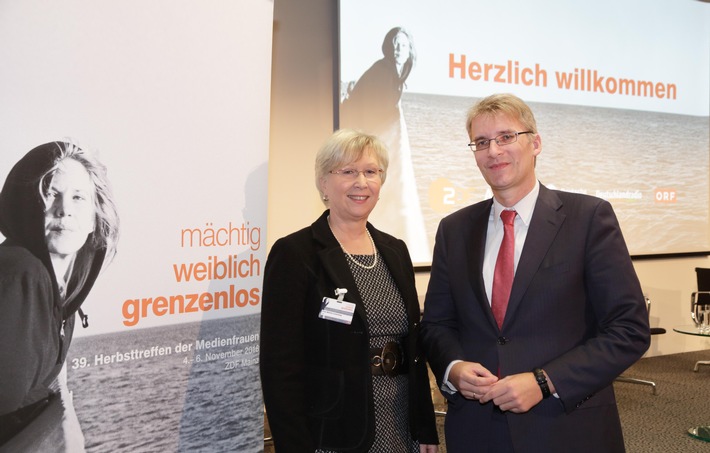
top-left (44, 158), bottom-right (96, 258)
top-left (470, 113), bottom-right (541, 205)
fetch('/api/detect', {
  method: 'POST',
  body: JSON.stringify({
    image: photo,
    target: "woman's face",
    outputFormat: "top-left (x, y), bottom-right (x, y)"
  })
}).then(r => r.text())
top-left (44, 158), bottom-right (96, 258)
top-left (320, 149), bottom-right (382, 225)
top-left (393, 32), bottom-right (411, 66)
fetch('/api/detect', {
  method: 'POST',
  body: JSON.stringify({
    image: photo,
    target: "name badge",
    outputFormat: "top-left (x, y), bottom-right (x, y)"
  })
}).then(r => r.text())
top-left (318, 288), bottom-right (355, 325)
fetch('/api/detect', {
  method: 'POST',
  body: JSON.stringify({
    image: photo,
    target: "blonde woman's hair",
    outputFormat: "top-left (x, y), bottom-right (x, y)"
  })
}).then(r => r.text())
top-left (314, 129), bottom-right (389, 204)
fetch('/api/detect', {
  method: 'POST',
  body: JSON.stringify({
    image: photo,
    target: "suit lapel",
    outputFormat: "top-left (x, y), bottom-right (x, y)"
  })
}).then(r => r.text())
top-left (312, 212), bottom-right (368, 321)
top-left (505, 186), bottom-right (565, 325)
top-left (466, 200), bottom-right (495, 323)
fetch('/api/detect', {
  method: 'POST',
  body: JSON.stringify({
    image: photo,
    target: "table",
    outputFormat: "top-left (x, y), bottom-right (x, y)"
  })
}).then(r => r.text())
top-left (672, 325), bottom-right (710, 371)
top-left (672, 325), bottom-right (710, 442)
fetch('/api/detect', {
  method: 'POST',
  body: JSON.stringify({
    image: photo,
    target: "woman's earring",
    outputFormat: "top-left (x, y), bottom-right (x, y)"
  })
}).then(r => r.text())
top-left (322, 195), bottom-right (329, 202)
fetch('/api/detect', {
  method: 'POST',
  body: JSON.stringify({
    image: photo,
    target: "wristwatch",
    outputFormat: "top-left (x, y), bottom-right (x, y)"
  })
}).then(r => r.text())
top-left (532, 367), bottom-right (551, 399)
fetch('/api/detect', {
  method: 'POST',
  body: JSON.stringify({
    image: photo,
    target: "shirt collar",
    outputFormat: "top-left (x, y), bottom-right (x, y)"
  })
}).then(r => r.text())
top-left (492, 180), bottom-right (540, 228)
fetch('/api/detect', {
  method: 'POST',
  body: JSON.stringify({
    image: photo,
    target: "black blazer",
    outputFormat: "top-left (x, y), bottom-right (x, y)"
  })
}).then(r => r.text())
top-left (260, 211), bottom-right (438, 452)
top-left (421, 184), bottom-right (650, 453)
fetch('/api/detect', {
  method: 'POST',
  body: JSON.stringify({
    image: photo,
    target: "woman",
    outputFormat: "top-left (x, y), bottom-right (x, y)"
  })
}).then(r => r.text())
top-left (341, 27), bottom-right (416, 133)
top-left (340, 27), bottom-right (429, 263)
top-left (260, 129), bottom-right (438, 452)
top-left (0, 141), bottom-right (120, 451)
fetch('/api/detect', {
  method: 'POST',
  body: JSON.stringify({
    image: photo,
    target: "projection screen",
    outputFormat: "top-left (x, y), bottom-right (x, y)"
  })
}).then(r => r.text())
top-left (338, 0), bottom-right (710, 265)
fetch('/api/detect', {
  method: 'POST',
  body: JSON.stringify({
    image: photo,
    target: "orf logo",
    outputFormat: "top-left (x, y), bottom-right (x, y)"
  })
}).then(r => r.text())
top-left (654, 188), bottom-right (677, 203)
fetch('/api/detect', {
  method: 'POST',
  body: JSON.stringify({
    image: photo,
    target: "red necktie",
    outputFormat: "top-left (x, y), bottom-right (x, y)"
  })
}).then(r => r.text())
top-left (492, 210), bottom-right (516, 329)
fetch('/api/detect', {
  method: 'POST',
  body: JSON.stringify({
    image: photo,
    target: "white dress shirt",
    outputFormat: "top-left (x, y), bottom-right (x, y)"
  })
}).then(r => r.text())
top-left (442, 181), bottom-right (540, 392)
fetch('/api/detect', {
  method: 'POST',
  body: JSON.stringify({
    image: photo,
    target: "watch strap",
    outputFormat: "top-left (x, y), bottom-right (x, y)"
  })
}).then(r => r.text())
top-left (532, 367), bottom-right (551, 399)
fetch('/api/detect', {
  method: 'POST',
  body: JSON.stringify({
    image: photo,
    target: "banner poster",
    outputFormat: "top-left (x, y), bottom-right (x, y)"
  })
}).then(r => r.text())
top-left (0, 1), bottom-right (273, 452)
top-left (339, 0), bottom-right (710, 264)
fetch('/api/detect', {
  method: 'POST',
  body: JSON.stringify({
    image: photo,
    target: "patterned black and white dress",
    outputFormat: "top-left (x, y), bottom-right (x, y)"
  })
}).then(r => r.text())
top-left (317, 250), bottom-right (419, 453)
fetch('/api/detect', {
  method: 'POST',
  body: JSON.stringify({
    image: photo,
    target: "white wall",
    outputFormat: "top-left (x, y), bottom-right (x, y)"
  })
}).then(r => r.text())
top-left (269, 0), bottom-right (710, 358)
top-left (268, 0), bottom-right (335, 245)
top-left (633, 258), bottom-right (710, 356)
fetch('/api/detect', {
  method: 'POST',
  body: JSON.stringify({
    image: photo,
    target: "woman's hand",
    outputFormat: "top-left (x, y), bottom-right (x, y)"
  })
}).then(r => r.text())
top-left (420, 443), bottom-right (438, 453)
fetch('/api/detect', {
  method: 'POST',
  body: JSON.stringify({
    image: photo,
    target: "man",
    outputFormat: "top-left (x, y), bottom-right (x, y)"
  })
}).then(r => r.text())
top-left (421, 93), bottom-right (650, 453)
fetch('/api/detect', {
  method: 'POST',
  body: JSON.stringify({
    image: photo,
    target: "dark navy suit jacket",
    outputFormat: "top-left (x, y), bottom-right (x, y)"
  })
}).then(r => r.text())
top-left (421, 184), bottom-right (650, 453)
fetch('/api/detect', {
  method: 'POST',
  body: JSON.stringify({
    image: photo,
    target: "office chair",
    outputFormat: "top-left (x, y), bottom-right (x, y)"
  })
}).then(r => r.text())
top-left (616, 297), bottom-right (666, 395)
top-left (691, 267), bottom-right (710, 372)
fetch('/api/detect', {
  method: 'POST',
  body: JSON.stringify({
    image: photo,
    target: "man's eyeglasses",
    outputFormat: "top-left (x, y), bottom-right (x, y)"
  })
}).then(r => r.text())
top-left (329, 168), bottom-right (384, 181)
top-left (468, 131), bottom-right (533, 152)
